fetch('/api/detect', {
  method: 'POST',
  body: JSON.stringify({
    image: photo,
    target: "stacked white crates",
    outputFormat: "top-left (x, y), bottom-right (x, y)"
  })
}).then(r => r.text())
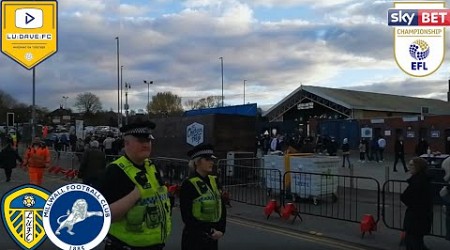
top-left (289, 156), bottom-right (340, 202)
top-left (263, 154), bottom-right (340, 203)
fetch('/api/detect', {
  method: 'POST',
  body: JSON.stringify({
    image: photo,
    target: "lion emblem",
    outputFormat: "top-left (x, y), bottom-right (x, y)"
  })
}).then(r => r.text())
top-left (55, 199), bottom-right (103, 235)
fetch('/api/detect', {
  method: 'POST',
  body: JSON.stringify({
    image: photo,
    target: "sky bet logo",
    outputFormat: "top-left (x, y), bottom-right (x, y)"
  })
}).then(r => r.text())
top-left (388, 2), bottom-right (448, 77)
top-left (388, 9), bottom-right (450, 26)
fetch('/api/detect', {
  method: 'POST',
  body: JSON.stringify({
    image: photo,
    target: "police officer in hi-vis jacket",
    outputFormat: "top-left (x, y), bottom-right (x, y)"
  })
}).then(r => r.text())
top-left (180, 144), bottom-right (227, 250)
top-left (98, 119), bottom-right (171, 250)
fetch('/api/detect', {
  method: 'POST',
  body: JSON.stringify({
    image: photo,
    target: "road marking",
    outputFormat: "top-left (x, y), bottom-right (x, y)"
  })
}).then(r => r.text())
top-left (228, 217), bottom-right (370, 250)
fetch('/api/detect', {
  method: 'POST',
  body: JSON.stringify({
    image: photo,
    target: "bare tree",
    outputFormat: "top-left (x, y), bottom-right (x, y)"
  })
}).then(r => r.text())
top-left (184, 99), bottom-right (197, 110)
top-left (0, 90), bottom-right (18, 109)
top-left (205, 96), bottom-right (222, 108)
top-left (74, 92), bottom-right (102, 114)
top-left (189, 96), bottom-right (222, 110)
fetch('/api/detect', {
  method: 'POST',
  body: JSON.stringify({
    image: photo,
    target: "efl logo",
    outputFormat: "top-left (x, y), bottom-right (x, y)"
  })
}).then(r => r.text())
top-left (15, 8), bottom-right (43, 29)
top-left (388, 2), bottom-right (447, 77)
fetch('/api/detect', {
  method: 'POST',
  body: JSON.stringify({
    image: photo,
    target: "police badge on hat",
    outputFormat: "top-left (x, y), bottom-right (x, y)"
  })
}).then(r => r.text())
top-left (187, 144), bottom-right (217, 159)
top-left (120, 120), bottom-right (156, 140)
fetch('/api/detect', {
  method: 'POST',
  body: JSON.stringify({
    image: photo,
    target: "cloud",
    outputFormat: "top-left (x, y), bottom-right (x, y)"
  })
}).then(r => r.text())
top-left (1, 0), bottom-right (447, 115)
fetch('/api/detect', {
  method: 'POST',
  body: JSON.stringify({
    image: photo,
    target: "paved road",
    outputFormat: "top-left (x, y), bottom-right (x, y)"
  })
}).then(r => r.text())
top-left (0, 164), bottom-right (378, 250)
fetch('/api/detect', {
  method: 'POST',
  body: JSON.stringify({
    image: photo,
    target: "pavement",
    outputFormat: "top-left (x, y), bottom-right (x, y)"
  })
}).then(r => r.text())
top-left (224, 152), bottom-right (450, 250)
top-left (1, 148), bottom-right (449, 249)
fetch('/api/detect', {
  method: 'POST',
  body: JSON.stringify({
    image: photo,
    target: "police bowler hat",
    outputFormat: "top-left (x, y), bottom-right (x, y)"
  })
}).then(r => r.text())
top-left (120, 120), bottom-right (156, 139)
top-left (187, 144), bottom-right (217, 160)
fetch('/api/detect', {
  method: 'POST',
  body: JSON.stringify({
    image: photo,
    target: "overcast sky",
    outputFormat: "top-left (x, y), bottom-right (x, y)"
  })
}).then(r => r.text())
top-left (2, 0), bottom-right (450, 112)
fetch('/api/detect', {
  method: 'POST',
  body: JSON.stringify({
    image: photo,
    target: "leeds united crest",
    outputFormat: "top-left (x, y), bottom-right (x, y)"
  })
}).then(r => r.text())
top-left (1, 184), bottom-right (50, 250)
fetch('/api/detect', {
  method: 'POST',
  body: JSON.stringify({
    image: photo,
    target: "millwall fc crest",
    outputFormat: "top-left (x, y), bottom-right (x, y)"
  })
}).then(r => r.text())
top-left (388, 2), bottom-right (447, 77)
top-left (43, 183), bottom-right (111, 250)
top-left (1, 184), bottom-right (50, 250)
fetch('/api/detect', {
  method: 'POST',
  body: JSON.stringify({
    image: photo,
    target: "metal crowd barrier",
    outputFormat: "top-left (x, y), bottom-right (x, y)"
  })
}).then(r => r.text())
top-left (382, 180), bottom-right (448, 238)
top-left (152, 157), bottom-right (189, 184)
top-left (48, 150), bottom-right (120, 171)
top-left (283, 171), bottom-right (381, 224)
top-left (40, 152), bottom-right (449, 240)
top-left (215, 164), bottom-right (282, 207)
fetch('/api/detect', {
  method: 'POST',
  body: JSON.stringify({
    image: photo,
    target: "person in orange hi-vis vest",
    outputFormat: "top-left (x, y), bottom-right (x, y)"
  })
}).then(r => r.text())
top-left (42, 125), bottom-right (48, 140)
top-left (23, 137), bottom-right (51, 185)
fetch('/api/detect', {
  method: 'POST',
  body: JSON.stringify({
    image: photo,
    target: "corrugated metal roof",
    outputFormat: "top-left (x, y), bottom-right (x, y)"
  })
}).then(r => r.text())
top-left (264, 85), bottom-right (450, 117)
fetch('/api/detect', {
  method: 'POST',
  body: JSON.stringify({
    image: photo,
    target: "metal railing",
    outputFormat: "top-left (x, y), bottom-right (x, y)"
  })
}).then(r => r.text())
top-left (39, 152), bottom-right (449, 239)
top-left (284, 171), bottom-right (381, 224)
top-left (382, 180), bottom-right (448, 238)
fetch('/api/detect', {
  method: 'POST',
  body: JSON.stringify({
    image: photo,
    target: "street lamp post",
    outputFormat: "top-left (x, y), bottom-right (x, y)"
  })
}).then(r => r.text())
top-left (125, 83), bottom-right (131, 125)
top-left (219, 57), bottom-right (224, 107)
top-left (115, 37), bottom-right (120, 127)
top-left (120, 65), bottom-right (124, 125)
top-left (31, 67), bottom-right (36, 140)
top-left (243, 80), bottom-right (246, 104)
top-left (143, 80), bottom-right (153, 114)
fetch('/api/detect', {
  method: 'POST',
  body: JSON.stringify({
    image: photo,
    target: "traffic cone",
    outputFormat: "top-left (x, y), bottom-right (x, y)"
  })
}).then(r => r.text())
top-left (47, 166), bottom-right (57, 173)
top-left (50, 166), bottom-right (63, 174)
top-left (264, 199), bottom-right (280, 219)
top-left (281, 203), bottom-right (303, 223)
top-left (360, 214), bottom-right (376, 238)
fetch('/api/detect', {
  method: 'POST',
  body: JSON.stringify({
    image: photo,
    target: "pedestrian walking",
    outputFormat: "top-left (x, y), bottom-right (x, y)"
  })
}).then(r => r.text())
top-left (98, 119), bottom-right (172, 250)
top-left (378, 136), bottom-right (386, 162)
top-left (22, 137), bottom-right (50, 185)
top-left (342, 138), bottom-right (351, 168)
top-left (370, 138), bottom-right (379, 163)
top-left (78, 140), bottom-right (106, 188)
top-left (364, 139), bottom-right (371, 161)
top-left (358, 139), bottom-right (366, 163)
top-left (401, 157), bottom-right (432, 250)
top-left (0, 139), bottom-right (23, 182)
top-left (415, 138), bottom-right (429, 156)
top-left (393, 137), bottom-right (408, 172)
top-left (180, 144), bottom-right (227, 250)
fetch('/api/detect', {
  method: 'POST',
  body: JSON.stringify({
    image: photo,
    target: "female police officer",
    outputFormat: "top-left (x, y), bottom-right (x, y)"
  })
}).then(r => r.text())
top-left (180, 144), bottom-right (227, 250)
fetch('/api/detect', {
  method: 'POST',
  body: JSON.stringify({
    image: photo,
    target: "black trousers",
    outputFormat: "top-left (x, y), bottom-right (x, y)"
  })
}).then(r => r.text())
top-left (182, 228), bottom-right (218, 250)
top-left (405, 233), bottom-right (427, 250)
top-left (359, 152), bottom-right (365, 161)
top-left (378, 148), bottom-right (385, 161)
top-left (4, 168), bottom-right (12, 180)
top-left (393, 154), bottom-right (407, 172)
top-left (342, 155), bottom-right (350, 168)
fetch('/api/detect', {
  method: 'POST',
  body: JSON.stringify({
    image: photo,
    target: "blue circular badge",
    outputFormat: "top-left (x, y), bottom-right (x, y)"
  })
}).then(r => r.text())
top-left (42, 184), bottom-right (111, 249)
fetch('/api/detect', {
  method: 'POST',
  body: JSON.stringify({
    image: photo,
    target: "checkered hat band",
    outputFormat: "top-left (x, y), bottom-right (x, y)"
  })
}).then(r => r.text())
top-left (124, 127), bottom-right (151, 135)
top-left (191, 149), bottom-right (214, 159)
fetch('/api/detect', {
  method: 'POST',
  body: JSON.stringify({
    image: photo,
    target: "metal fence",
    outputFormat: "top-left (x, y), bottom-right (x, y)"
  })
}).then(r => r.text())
top-left (41, 152), bottom-right (449, 239)
top-left (382, 180), bottom-right (448, 238)
top-left (284, 171), bottom-right (381, 224)
top-left (152, 157), bottom-right (189, 184)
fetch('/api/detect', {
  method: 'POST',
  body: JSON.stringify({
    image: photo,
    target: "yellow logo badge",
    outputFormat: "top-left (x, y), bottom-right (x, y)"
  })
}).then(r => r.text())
top-left (1, 184), bottom-right (50, 249)
top-left (1, 0), bottom-right (58, 69)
